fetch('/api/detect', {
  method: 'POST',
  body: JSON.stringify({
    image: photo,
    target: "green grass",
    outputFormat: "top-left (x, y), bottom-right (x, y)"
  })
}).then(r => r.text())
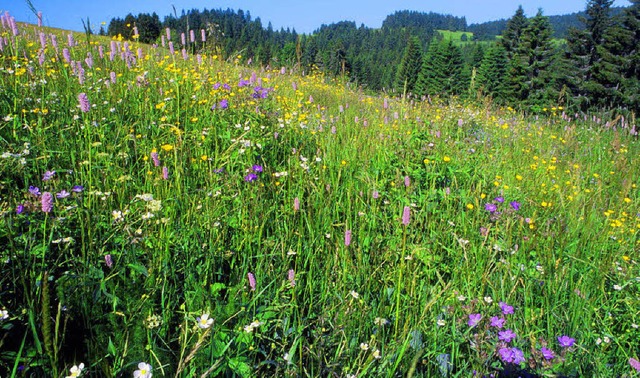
top-left (437, 30), bottom-right (475, 45)
top-left (0, 17), bottom-right (639, 378)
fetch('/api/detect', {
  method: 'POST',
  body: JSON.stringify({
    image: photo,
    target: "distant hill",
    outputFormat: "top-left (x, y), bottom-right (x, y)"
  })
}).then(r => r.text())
top-left (468, 6), bottom-right (629, 40)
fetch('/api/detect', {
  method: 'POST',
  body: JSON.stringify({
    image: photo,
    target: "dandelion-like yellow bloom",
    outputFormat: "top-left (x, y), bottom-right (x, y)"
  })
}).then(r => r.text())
top-left (161, 144), bottom-right (174, 152)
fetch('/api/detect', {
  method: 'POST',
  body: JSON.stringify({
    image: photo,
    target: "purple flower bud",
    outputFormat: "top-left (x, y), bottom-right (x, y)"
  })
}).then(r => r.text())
top-left (200, 29), bottom-right (206, 42)
top-left (294, 197), bottom-right (300, 212)
top-left (372, 190), bottom-right (379, 199)
top-left (62, 48), bottom-right (71, 63)
top-left (404, 176), bottom-right (410, 187)
top-left (162, 166), bottom-right (169, 180)
top-left (16, 204), bottom-right (24, 214)
top-left (629, 358), bottom-right (640, 372)
top-left (105, 254), bottom-right (113, 268)
top-left (78, 93), bottom-right (90, 112)
top-left (41, 192), bottom-right (53, 213)
top-left (402, 206), bottom-right (410, 226)
top-left (344, 229), bottom-right (352, 246)
top-left (287, 269), bottom-right (295, 287)
top-left (247, 272), bottom-right (256, 291)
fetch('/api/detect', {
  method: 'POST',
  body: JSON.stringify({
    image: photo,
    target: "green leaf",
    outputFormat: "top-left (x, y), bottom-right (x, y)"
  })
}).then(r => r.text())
top-left (127, 263), bottom-right (148, 277)
top-left (108, 338), bottom-right (117, 356)
top-left (228, 357), bottom-right (252, 377)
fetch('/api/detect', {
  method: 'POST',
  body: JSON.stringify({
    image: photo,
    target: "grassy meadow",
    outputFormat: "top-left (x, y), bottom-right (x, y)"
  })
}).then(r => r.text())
top-left (1, 13), bottom-right (640, 378)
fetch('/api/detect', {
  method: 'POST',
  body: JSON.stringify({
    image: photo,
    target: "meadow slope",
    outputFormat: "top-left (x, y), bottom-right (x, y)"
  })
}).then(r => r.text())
top-left (0, 14), bottom-right (639, 378)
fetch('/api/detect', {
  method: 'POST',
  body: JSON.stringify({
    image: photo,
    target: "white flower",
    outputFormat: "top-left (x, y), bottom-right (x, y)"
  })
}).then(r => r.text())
top-left (112, 210), bottom-right (124, 223)
top-left (436, 319), bottom-right (446, 327)
top-left (374, 317), bottom-right (389, 326)
top-left (359, 342), bottom-right (369, 351)
top-left (349, 290), bottom-right (359, 299)
top-left (66, 363), bottom-right (84, 378)
top-left (613, 284), bottom-right (622, 291)
top-left (243, 320), bottom-right (263, 333)
top-left (135, 193), bottom-right (154, 202)
top-left (133, 362), bottom-right (152, 378)
top-left (0, 309), bottom-right (8, 320)
top-left (484, 296), bottom-right (493, 304)
top-left (197, 313), bottom-right (214, 329)
top-left (372, 349), bottom-right (381, 359)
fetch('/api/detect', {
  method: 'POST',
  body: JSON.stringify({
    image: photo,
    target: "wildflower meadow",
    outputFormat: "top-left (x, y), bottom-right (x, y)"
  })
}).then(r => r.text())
top-left (0, 9), bottom-right (639, 378)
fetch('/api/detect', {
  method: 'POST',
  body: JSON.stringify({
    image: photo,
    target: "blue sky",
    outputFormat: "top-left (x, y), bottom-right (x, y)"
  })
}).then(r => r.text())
top-left (5, 0), bottom-right (633, 34)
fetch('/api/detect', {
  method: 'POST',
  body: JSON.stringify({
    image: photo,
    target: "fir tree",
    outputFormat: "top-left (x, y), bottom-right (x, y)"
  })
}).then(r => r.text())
top-left (395, 36), bottom-right (423, 96)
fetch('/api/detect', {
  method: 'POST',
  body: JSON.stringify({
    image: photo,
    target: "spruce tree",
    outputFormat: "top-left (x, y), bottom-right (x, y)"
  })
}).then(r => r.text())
top-left (519, 10), bottom-right (557, 106)
top-left (612, 0), bottom-right (640, 111)
top-left (415, 39), bottom-right (465, 98)
top-left (501, 6), bottom-right (529, 59)
top-left (566, 0), bottom-right (616, 109)
top-left (476, 44), bottom-right (509, 102)
top-left (395, 36), bottom-right (423, 96)
top-left (415, 39), bottom-right (446, 97)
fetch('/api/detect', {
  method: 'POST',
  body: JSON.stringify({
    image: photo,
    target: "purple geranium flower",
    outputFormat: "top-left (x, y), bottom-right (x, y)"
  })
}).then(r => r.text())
top-left (485, 203), bottom-right (497, 213)
top-left (16, 204), bottom-right (25, 214)
top-left (498, 329), bottom-right (517, 343)
top-left (71, 185), bottom-right (84, 193)
top-left (494, 196), bottom-right (504, 203)
top-left (244, 173), bottom-right (258, 182)
top-left (499, 347), bottom-right (525, 364)
top-left (557, 335), bottom-right (575, 348)
top-left (42, 170), bottom-right (56, 181)
top-left (490, 316), bottom-right (506, 329)
top-left (540, 347), bottom-right (555, 360)
top-left (499, 301), bottom-right (514, 315)
top-left (468, 313), bottom-right (482, 327)
top-left (29, 186), bottom-right (41, 196)
top-left (56, 190), bottom-right (70, 199)
top-left (510, 201), bottom-right (521, 211)
top-left (252, 165), bottom-right (263, 173)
